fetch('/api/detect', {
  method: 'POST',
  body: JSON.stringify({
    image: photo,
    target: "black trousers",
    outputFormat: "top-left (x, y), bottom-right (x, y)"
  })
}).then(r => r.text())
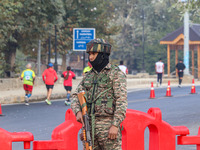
top-left (157, 73), bottom-right (163, 84)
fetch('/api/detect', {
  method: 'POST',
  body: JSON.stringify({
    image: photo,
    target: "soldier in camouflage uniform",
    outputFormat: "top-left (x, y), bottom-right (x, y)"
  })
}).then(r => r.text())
top-left (71, 38), bottom-right (127, 150)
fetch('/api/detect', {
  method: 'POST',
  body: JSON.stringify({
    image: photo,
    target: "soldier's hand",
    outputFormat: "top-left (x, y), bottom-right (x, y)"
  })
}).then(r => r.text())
top-left (108, 125), bottom-right (118, 140)
top-left (76, 111), bottom-right (84, 126)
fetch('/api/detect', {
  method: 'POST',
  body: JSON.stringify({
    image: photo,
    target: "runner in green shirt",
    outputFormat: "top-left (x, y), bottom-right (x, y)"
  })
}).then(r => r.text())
top-left (20, 63), bottom-right (35, 105)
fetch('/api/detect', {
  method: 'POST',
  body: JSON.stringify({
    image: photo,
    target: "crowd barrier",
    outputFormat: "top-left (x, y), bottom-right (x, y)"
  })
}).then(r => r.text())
top-left (0, 128), bottom-right (33, 150)
top-left (1, 108), bottom-right (200, 150)
top-left (33, 109), bottom-right (82, 150)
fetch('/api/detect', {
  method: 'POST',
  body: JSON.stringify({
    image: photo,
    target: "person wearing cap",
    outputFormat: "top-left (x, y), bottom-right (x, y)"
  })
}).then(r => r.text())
top-left (118, 60), bottom-right (128, 75)
top-left (155, 58), bottom-right (164, 87)
top-left (61, 66), bottom-right (76, 105)
top-left (176, 59), bottom-right (186, 87)
top-left (71, 38), bottom-right (127, 149)
top-left (82, 61), bottom-right (92, 76)
top-left (42, 63), bottom-right (58, 105)
top-left (20, 63), bottom-right (35, 105)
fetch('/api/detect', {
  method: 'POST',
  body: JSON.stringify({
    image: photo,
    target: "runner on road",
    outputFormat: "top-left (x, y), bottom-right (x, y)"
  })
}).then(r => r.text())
top-left (42, 63), bottom-right (58, 105)
top-left (61, 66), bottom-right (76, 105)
top-left (20, 63), bottom-right (35, 105)
top-left (155, 58), bottom-right (164, 87)
top-left (176, 59), bottom-right (186, 88)
top-left (118, 60), bottom-right (128, 75)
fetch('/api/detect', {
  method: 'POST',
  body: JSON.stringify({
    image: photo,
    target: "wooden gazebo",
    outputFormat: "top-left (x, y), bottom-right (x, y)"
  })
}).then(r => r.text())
top-left (160, 24), bottom-right (200, 78)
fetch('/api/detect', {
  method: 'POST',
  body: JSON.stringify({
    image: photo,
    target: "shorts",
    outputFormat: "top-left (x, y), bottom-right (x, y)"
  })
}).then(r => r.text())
top-left (23, 84), bottom-right (33, 92)
top-left (178, 72), bottom-right (184, 78)
top-left (46, 84), bottom-right (54, 90)
top-left (64, 86), bottom-right (72, 91)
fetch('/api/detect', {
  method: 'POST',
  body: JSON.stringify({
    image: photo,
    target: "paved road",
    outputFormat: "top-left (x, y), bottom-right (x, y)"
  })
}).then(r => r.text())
top-left (1, 86), bottom-right (200, 150)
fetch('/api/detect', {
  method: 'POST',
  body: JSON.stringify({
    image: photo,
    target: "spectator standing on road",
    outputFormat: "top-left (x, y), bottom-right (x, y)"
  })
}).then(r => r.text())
top-left (20, 63), bottom-right (35, 106)
top-left (155, 58), bottom-right (164, 87)
top-left (82, 61), bottom-right (92, 76)
top-left (118, 60), bottom-right (128, 75)
top-left (176, 59), bottom-right (186, 88)
top-left (42, 63), bottom-right (58, 105)
top-left (61, 66), bottom-right (76, 106)
top-left (71, 38), bottom-right (127, 149)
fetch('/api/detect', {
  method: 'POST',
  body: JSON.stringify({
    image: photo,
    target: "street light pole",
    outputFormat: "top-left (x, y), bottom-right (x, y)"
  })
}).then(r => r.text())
top-left (54, 25), bottom-right (58, 72)
top-left (48, 35), bottom-right (51, 64)
top-left (37, 40), bottom-right (41, 77)
top-left (142, 8), bottom-right (145, 73)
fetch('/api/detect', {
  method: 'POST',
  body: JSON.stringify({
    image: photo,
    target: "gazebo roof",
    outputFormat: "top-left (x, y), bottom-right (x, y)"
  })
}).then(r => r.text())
top-left (160, 24), bottom-right (200, 44)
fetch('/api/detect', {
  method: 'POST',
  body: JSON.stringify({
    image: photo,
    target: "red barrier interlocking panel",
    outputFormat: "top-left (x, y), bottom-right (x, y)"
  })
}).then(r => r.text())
top-left (121, 108), bottom-right (189, 150)
top-left (0, 128), bottom-right (33, 150)
top-left (178, 127), bottom-right (200, 150)
top-left (33, 109), bottom-right (82, 150)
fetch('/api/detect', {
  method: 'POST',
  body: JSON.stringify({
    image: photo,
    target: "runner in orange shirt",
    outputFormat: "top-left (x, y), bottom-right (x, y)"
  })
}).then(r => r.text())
top-left (61, 66), bottom-right (76, 105)
top-left (42, 63), bottom-right (58, 105)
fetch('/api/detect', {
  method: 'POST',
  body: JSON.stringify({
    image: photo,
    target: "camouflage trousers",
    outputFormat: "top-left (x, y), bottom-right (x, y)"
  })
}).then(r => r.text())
top-left (93, 117), bottom-right (122, 150)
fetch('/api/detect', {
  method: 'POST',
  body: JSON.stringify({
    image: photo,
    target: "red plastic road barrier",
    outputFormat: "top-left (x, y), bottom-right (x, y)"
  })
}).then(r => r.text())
top-left (0, 104), bottom-right (2, 116)
top-left (33, 109), bottom-right (82, 150)
top-left (2, 108), bottom-right (200, 150)
top-left (166, 81), bottom-right (172, 97)
top-left (191, 79), bottom-right (196, 94)
top-left (33, 108), bottom-right (190, 150)
top-left (121, 108), bottom-right (189, 150)
top-left (178, 127), bottom-right (200, 150)
top-left (0, 128), bottom-right (34, 150)
top-left (150, 82), bottom-right (155, 99)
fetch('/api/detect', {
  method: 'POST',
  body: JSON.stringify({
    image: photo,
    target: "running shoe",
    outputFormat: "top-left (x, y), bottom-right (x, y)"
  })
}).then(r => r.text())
top-left (25, 96), bottom-right (29, 106)
top-left (65, 100), bottom-right (71, 106)
top-left (156, 82), bottom-right (159, 87)
top-left (45, 99), bottom-right (52, 105)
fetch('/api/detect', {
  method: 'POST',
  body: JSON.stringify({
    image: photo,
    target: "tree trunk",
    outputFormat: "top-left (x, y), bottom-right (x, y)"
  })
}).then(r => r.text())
top-left (4, 42), bottom-right (17, 77)
top-left (61, 54), bottom-right (66, 72)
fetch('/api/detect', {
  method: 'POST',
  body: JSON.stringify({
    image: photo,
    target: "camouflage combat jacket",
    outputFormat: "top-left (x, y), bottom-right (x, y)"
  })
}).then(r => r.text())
top-left (71, 63), bottom-right (127, 127)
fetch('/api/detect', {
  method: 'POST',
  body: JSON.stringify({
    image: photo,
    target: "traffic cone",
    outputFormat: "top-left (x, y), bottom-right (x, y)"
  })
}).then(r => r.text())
top-left (166, 81), bottom-right (172, 97)
top-left (0, 104), bottom-right (2, 116)
top-left (149, 82), bottom-right (155, 99)
top-left (190, 79), bottom-right (196, 94)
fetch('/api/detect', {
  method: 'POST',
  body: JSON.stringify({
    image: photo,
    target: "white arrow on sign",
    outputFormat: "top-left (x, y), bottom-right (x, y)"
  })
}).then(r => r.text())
top-left (76, 30), bottom-right (79, 39)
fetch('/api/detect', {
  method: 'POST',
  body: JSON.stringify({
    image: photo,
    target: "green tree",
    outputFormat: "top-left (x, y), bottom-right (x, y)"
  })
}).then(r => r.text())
top-left (110, 0), bottom-right (183, 74)
top-left (0, 0), bottom-right (65, 77)
top-left (57, 0), bottom-right (119, 71)
top-left (0, 1), bottom-right (23, 77)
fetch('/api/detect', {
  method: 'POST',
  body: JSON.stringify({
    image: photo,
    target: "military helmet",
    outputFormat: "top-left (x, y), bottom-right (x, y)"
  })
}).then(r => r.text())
top-left (86, 38), bottom-right (112, 55)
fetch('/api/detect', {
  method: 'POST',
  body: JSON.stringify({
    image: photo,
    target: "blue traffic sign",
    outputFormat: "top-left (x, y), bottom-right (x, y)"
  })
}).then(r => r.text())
top-left (73, 28), bottom-right (95, 51)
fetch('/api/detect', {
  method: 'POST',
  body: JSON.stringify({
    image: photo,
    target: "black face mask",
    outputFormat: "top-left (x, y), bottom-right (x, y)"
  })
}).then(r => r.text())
top-left (89, 53), bottom-right (109, 73)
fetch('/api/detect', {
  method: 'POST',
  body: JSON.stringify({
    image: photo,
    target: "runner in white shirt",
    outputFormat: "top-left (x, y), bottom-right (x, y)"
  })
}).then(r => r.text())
top-left (155, 58), bottom-right (164, 87)
top-left (118, 61), bottom-right (128, 75)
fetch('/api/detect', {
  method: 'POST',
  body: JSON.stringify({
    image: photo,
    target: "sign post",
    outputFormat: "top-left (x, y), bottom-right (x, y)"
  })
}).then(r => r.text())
top-left (73, 28), bottom-right (95, 69)
top-left (73, 28), bottom-right (95, 51)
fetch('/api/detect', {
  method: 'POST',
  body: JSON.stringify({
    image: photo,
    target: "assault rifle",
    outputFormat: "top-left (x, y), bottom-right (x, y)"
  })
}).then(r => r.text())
top-left (78, 91), bottom-right (92, 150)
